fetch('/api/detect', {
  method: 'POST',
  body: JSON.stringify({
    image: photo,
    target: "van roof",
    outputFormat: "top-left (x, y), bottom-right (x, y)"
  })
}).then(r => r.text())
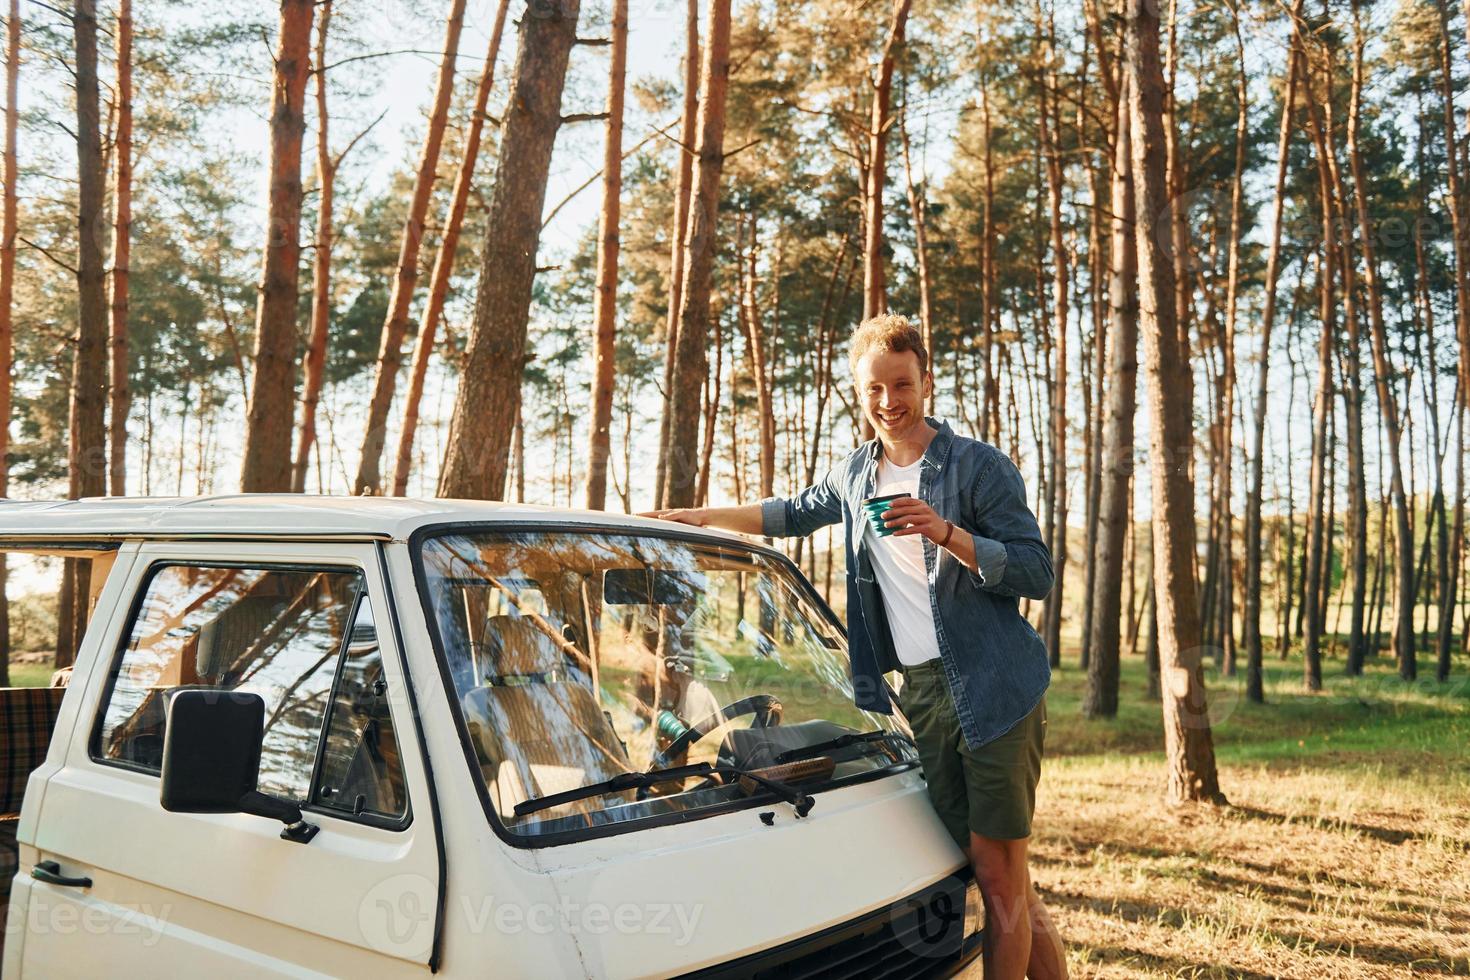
top-left (0, 494), bottom-right (747, 544)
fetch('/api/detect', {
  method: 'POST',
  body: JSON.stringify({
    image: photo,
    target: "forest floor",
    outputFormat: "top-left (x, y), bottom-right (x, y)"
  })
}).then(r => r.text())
top-left (1021, 644), bottom-right (1470, 978)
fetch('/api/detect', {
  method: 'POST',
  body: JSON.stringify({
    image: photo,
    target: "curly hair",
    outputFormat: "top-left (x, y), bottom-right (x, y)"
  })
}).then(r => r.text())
top-left (847, 313), bottom-right (929, 378)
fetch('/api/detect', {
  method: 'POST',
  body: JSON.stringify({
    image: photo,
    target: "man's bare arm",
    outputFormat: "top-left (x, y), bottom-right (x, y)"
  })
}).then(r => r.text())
top-left (638, 503), bottom-right (765, 535)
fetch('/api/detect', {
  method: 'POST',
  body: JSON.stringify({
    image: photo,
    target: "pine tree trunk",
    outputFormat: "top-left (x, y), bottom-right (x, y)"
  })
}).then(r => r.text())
top-left (654, 0), bottom-right (700, 508)
top-left (1444, 407), bottom-right (1464, 681)
top-left (73, 0), bottom-right (108, 503)
top-left (1078, 127), bottom-right (1106, 674)
top-left (1342, 12), bottom-right (1413, 676)
top-left (978, 45), bottom-right (999, 442)
top-left (1300, 48), bottom-right (1369, 679)
top-left (241, 0), bottom-right (314, 493)
top-left (900, 109), bottom-right (934, 414)
top-left (803, 239), bottom-right (851, 490)
top-left (0, 0), bottom-right (15, 684)
top-left (1082, 77), bottom-right (1135, 720)
top-left (1038, 0), bottom-right (1069, 672)
top-left (1320, 404), bottom-right (1337, 647)
top-left (1161, 0), bottom-right (1191, 383)
top-left (1081, 31), bottom-right (1109, 657)
top-left (695, 310), bottom-right (721, 508)
top-left (1433, 0), bottom-right (1469, 682)
top-left (67, 0), bottom-right (109, 654)
top-left (861, 0), bottom-right (912, 319)
top-left (1302, 236), bottom-right (1334, 691)
top-left (662, 0), bottom-right (731, 509)
top-left (438, 0), bottom-right (582, 500)
top-left (1214, 5), bottom-right (1248, 678)
top-left (1125, 0), bottom-right (1224, 804)
top-left (1243, 25), bottom-right (1300, 703)
top-left (294, 0), bottom-right (334, 494)
top-left (737, 220), bottom-right (776, 499)
top-left (584, 0), bottom-right (628, 511)
top-left (1144, 574), bottom-right (1159, 700)
top-left (392, 0), bottom-right (511, 497)
top-left (55, 562), bottom-right (75, 669)
top-left (1280, 342), bottom-right (1299, 660)
top-left (355, 0), bottom-right (466, 494)
top-left (107, 0), bottom-right (131, 497)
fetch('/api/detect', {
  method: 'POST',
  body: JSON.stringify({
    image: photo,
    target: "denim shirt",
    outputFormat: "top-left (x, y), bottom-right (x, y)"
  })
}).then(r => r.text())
top-left (760, 417), bottom-right (1053, 748)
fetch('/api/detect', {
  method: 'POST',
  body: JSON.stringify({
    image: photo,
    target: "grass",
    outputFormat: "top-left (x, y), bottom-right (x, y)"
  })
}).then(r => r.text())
top-left (4, 659), bottom-right (56, 688)
top-left (1022, 647), bottom-right (1470, 978)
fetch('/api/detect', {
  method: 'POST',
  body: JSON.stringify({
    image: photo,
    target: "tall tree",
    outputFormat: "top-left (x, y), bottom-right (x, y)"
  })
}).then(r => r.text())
top-left (240, 0), bottom-right (315, 493)
top-left (355, 0), bottom-right (467, 494)
top-left (108, 0), bottom-right (132, 497)
top-left (1434, 0), bottom-right (1470, 684)
top-left (1212, 0), bottom-right (1248, 677)
top-left (1037, 0), bottom-right (1069, 671)
top-left (393, 0), bottom-right (512, 497)
top-left (1345, 2), bottom-right (1412, 677)
top-left (899, 107), bottom-right (934, 412)
top-left (1312, 44), bottom-right (1369, 682)
top-left (584, 0), bottom-right (628, 511)
top-left (977, 31), bottom-right (999, 443)
top-left (293, 0), bottom-right (334, 494)
top-left (660, 0), bottom-right (732, 509)
top-left (1083, 75), bottom-right (1136, 720)
top-left (438, 0), bottom-right (583, 499)
top-left (64, 0), bottom-right (110, 661)
top-left (0, 0), bottom-right (15, 684)
top-left (1125, 0), bottom-right (1224, 804)
top-left (1243, 21), bottom-right (1301, 704)
top-left (1301, 47), bottom-right (1352, 694)
top-left (654, 0), bottom-right (699, 508)
top-left (860, 0), bottom-right (912, 319)
top-left (737, 218), bottom-right (775, 499)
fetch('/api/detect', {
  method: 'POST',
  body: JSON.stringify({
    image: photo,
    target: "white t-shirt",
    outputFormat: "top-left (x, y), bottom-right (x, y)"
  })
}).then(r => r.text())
top-left (866, 455), bottom-right (941, 667)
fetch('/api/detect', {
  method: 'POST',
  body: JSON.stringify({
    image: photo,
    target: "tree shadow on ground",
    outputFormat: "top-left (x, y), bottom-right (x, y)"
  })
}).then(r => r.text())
top-left (1037, 885), bottom-right (1467, 975)
top-left (1074, 944), bottom-right (1278, 980)
top-left (1033, 840), bottom-right (1458, 922)
top-left (1226, 803), bottom-right (1470, 852)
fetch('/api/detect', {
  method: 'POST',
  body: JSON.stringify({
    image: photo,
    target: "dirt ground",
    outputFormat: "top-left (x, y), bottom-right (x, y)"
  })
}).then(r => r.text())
top-left (1001, 757), bottom-right (1469, 979)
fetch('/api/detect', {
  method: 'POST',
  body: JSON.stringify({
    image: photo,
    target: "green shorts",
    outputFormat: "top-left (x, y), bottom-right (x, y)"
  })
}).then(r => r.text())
top-left (897, 659), bottom-right (1046, 846)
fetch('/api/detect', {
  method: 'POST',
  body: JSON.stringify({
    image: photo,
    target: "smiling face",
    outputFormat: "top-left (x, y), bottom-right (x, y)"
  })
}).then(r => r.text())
top-left (854, 347), bottom-right (933, 443)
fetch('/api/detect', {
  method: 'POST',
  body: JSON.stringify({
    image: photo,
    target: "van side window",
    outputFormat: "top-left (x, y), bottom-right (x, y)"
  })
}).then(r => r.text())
top-left (94, 565), bottom-right (405, 821)
top-left (314, 596), bottom-right (407, 818)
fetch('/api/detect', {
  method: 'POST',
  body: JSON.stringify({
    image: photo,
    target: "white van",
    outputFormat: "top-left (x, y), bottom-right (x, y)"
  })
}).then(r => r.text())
top-left (0, 495), bottom-right (980, 978)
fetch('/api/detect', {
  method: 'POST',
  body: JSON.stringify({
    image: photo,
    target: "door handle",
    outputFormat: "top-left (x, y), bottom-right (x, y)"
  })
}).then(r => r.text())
top-left (32, 860), bottom-right (93, 889)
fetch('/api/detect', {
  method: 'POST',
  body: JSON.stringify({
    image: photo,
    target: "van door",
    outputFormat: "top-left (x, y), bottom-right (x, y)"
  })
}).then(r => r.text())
top-left (10, 541), bottom-right (440, 978)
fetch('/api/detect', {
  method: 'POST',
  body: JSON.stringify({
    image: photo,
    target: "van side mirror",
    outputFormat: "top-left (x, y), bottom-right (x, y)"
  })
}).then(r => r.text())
top-left (160, 690), bottom-right (319, 844)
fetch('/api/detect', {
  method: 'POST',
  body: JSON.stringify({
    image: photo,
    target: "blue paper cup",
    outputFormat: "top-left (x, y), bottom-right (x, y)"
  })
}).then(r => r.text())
top-left (863, 492), bottom-right (910, 537)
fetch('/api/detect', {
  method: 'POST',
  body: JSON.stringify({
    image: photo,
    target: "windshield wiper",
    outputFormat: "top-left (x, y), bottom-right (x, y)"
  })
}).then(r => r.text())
top-left (513, 761), bottom-right (816, 818)
top-left (774, 730), bottom-right (916, 766)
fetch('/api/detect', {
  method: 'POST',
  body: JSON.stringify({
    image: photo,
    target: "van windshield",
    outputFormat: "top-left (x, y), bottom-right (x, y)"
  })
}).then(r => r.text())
top-left (417, 529), bottom-right (917, 841)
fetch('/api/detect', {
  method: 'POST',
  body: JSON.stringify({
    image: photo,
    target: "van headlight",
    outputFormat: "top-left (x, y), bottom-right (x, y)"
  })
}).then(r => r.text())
top-left (962, 878), bottom-right (983, 944)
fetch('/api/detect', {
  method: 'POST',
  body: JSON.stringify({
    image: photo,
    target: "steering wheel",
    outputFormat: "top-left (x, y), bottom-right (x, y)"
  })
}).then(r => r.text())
top-left (637, 695), bottom-right (784, 799)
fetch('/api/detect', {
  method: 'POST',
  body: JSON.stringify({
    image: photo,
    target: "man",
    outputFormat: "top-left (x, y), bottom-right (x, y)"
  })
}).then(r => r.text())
top-left (644, 314), bottom-right (1067, 979)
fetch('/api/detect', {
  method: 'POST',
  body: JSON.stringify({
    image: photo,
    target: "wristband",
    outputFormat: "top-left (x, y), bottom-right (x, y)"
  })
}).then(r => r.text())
top-left (939, 520), bottom-right (954, 549)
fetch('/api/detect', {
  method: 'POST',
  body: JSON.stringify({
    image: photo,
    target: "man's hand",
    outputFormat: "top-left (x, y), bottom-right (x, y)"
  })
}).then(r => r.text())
top-left (883, 497), bottom-right (981, 577)
top-left (638, 503), bottom-right (766, 535)
top-left (638, 507), bottom-right (708, 527)
top-left (882, 497), bottom-right (949, 543)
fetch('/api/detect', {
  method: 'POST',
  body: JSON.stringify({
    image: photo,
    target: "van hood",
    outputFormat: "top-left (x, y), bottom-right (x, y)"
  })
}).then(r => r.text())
top-left (530, 771), bottom-right (967, 978)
